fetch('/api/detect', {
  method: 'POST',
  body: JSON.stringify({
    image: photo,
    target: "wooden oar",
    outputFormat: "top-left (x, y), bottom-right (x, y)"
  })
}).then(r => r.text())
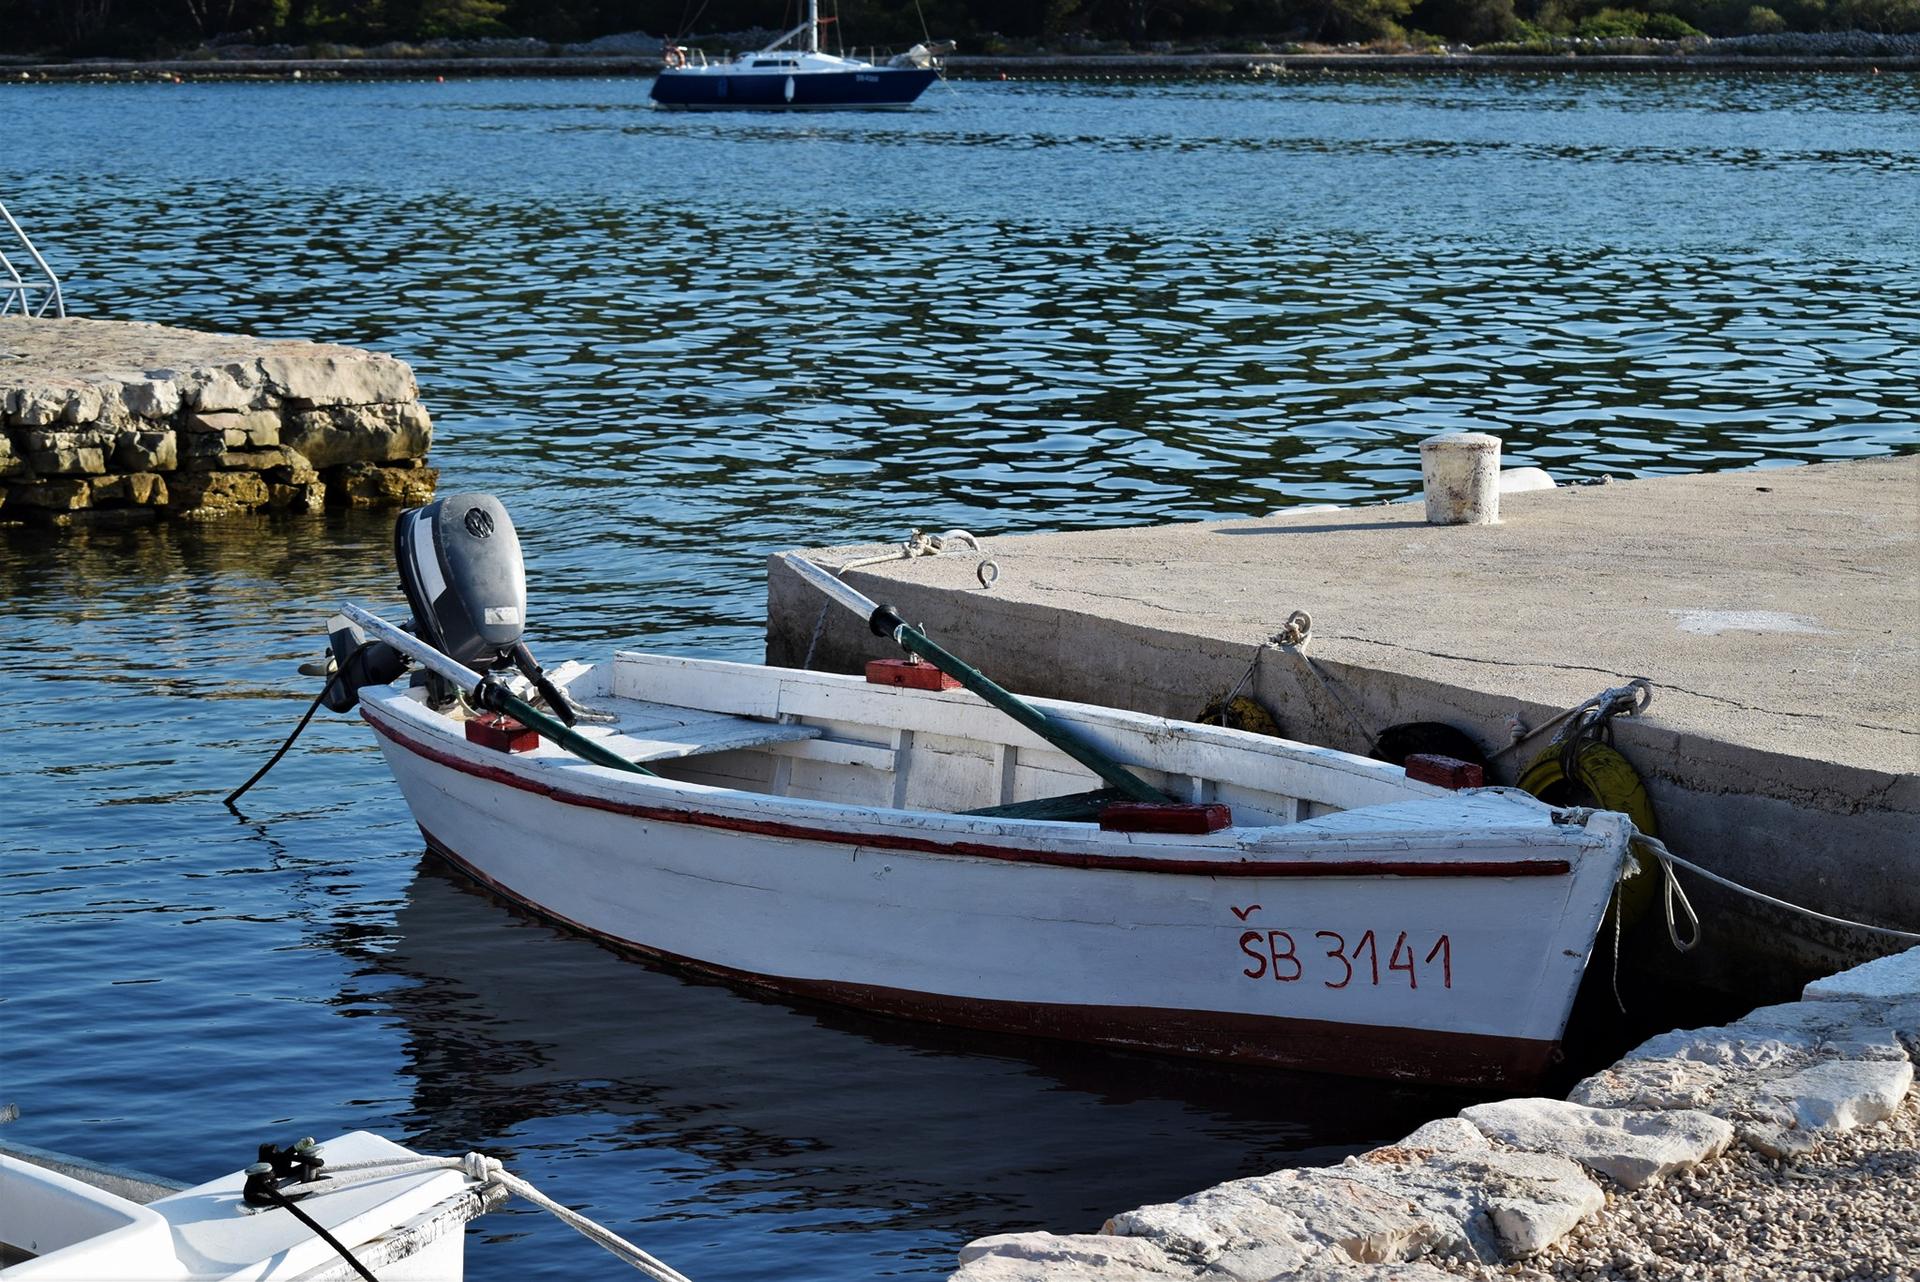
top-left (339, 603), bottom-right (656, 777)
top-left (778, 554), bottom-right (1168, 803)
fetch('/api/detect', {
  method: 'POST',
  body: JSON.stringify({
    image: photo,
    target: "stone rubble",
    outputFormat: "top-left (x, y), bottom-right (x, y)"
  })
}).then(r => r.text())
top-left (1, 317), bottom-right (436, 525)
top-left (947, 947), bottom-right (1918, 1282)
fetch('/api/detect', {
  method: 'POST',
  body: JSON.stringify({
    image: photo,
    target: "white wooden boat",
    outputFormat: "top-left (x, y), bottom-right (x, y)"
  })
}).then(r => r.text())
top-left (0, 1131), bottom-right (497, 1281)
top-left (316, 494), bottom-right (1636, 1089)
top-left (349, 646), bottom-right (1631, 1089)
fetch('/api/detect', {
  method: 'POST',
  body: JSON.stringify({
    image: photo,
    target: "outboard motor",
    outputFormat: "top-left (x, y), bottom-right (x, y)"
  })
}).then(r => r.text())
top-left (394, 492), bottom-right (526, 668)
top-left (319, 493), bottom-right (576, 724)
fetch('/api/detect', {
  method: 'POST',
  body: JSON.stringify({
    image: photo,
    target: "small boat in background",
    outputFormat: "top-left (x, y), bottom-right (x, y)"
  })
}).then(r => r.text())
top-left (652, 0), bottom-right (943, 110)
top-left (312, 494), bottom-right (1641, 1089)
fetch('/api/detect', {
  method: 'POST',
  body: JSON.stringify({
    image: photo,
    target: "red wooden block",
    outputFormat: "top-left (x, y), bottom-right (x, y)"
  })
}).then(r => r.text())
top-left (865, 658), bottom-right (961, 691)
top-left (1099, 802), bottom-right (1234, 834)
top-left (1405, 754), bottom-right (1484, 790)
top-left (466, 713), bottom-right (540, 753)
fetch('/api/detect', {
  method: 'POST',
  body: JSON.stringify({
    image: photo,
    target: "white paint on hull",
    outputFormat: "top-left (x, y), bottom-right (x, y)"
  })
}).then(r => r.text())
top-left (358, 655), bottom-right (1634, 1081)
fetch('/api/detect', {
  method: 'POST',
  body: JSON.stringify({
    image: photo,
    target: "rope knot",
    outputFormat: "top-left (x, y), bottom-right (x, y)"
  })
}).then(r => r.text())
top-left (461, 1152), bottom-right (502, 1185)
top-left (1271, 610), bottom-right (1312, 649)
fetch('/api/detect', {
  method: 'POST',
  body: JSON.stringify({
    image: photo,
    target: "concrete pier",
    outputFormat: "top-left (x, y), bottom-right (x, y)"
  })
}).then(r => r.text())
top-left (768, 457), bottom-right (1920, 997)
top-left (1, 317), bottom-right (435, 526)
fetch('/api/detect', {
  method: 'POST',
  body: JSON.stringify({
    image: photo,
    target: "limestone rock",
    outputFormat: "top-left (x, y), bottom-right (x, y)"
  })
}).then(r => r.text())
top-left (269, 480), bottom-right (326, 513)
top-left (120, 376), bottom-right (182, 419)
top-left (114, 429), bottom-right (177, 473)
top-left (1804, 947), bottom-right (1920, 1005)
top-left (10, 381), bottom-right (75, 426)
top-left (58, 382), bottom-right (106, 424)
top-left (1278, 1264), bottom-right (1459, 1282)
top-left (1767, 1058), bottom-right (1912, 1131)
top-left (260, 348), bottom-right (417, 406)
top-left (26, 429), bottom-right (109, 476)
top-left (1104, 1176), bottom-right (1323, 1274)
top-left (0, 432), bottom-right (21, 477)
top-left (168, 470), bottom-right (269, 516)
top-left (284, 404), bottom-right (431, 469)
top-left (328, 462), bottom-right (436, 508)
top-left (1461, 1098), bottom-right (1733, 1189)
top-left (206, 446), bottom-right (307, 473)
top-left (1569, 1058), bottom-right (1731, 1113)
top-left (10, 477), bottom-right (92, 510)
top-left (952, 1232), bottom-right (1194, 1281)
top-left (1399, 1147), bottom-right (1602, 1259)
top-left (1106, 1142), bottom-right (1602, 1271)
top-left (186, 366), bottom-right (259, 412)
top-left (1395, 1117), bottom-right (1489, 1155)
top-left (125, 472), bottom-right (168, 506)
top-left (187, 408), bottom-right (281, 441)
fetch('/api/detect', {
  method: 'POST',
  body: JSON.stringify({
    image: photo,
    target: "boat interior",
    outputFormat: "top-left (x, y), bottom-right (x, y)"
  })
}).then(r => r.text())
top-left (514, 652), bottom-right (1435, 827)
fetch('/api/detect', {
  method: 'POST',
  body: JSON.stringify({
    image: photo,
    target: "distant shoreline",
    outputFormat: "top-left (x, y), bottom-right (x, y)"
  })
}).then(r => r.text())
top-left (4, 50), bottom-right (1917, 83)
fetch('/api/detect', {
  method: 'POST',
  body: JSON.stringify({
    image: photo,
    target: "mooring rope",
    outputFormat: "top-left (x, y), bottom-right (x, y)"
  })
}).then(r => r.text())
top-left (1256, 611), bottom-right (1381, 754)
top-left (294, 1153), bottom-right (695, 1282)
top-left (1631, 830), bottom-right (1920, 950)
top-left (803, 529), bottom-right (995, 670)
top-left (1491, 678), bottom-right (1653, 765)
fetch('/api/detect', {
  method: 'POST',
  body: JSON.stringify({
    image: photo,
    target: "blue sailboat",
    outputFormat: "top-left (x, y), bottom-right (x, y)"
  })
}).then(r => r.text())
top-left (651, 0), bottom-right (943, 111)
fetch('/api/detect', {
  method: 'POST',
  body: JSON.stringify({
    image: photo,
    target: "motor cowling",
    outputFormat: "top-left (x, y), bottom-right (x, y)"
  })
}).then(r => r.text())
top-left (320, 494), bottom-right (576, 723)
top-left (395, 493), bottom-right (527, 666)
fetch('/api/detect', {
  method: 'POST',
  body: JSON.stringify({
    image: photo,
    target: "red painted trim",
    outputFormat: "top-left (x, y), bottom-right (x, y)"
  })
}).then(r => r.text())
top-left (421, 828), bottom-right (1559, 1089)
top-left (362, 704), bottom-right (1574, 880)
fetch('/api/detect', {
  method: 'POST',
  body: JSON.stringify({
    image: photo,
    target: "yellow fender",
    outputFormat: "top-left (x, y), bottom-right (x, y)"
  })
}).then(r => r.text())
top-left (1518, 741), bottom-right (1658, 924)
top-left (1195, 694), bottom-right (1284, 739)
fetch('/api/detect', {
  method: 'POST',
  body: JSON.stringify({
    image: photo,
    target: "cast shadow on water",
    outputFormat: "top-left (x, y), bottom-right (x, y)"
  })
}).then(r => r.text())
top-left (334, 855), bottom-right (1483, 1246)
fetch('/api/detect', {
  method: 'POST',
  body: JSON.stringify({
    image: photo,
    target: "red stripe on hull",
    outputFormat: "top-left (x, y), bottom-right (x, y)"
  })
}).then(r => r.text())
top-left (419, 827), bottom-right (1558, 1089)
top-left (363, 706), bottom-right (1574, 881)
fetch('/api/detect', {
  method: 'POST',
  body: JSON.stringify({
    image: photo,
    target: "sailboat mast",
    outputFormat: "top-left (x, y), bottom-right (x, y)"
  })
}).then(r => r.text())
top-left (807, 0), bottom-right (819, 52)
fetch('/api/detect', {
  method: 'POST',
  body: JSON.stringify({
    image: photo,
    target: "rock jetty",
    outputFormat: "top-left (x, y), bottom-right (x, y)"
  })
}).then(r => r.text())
top-left (1, 317), bottom-right (435, 526)
top-left (951, 946), bottom-right (1918, 1280)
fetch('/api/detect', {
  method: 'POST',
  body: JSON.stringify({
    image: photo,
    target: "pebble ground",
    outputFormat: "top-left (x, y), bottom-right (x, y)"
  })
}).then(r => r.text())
top-left (1438, 1092), bottom-right (1919, 1282)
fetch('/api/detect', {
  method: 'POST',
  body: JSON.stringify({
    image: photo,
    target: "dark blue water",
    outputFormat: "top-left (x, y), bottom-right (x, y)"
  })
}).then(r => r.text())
top-left (2, 73), bottom-right (1917, 1280)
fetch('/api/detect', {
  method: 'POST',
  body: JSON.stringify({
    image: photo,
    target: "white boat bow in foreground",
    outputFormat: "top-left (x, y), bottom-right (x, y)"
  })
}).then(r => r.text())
top-left (0, 1132), bottom-right (495, 1281)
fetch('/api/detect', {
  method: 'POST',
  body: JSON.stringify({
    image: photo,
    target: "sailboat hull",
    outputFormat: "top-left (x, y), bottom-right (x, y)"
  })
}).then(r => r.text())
top-left (650, 67), bottom-right (939, 110)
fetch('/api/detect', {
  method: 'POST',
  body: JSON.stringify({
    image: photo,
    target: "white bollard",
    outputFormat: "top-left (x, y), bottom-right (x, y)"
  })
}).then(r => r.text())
top-left (1420, 432), bottom-right (1502, 525)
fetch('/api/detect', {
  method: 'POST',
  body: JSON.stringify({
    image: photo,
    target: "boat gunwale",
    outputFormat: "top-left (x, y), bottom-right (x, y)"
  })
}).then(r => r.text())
top-left (360, 686), bottom-right (1605, 880)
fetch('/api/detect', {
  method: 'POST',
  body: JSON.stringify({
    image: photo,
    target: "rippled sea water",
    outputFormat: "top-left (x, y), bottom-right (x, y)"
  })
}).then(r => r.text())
top-left (3, 73), bottom-right (1917, 1280)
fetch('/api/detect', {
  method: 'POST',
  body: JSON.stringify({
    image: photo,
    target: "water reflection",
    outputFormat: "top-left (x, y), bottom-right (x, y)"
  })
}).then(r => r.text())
top-left (336, 859), bottom-right (1472, 1276)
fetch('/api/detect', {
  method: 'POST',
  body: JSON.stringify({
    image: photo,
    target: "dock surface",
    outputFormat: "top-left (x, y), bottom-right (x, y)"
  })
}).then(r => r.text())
top-left (769, 457), bottom-right (1919, 994)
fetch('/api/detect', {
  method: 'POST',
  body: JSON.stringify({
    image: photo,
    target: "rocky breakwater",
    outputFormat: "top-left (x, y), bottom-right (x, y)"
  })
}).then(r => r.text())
top-left (952, 946), bottom-right (1918, 1281)
top-left (0, 317), bottom-right (436, 526)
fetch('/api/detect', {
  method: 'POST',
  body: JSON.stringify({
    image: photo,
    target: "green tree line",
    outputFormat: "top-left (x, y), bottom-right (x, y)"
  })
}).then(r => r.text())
top-left (2, 0), bottom-right (1914, 57)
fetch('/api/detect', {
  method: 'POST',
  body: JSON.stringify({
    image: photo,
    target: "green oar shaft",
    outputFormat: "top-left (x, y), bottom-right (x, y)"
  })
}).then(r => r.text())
top-left (894, 623), bottom-right (1165, 803)
top-left (778, 555), bottom-right (1168, 803)
top-left (339, 602), bottom-right (655, 777)
top-left (479, 685), bottom-right (656, 777)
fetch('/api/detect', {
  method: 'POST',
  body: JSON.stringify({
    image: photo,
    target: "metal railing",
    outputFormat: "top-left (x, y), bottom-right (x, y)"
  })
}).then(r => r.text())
top-left (1, 199), bottom-right (66, 319)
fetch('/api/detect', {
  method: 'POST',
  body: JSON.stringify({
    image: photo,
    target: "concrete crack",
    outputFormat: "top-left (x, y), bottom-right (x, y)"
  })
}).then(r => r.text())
top-left (1339, 635), bottom-right (1919, 738)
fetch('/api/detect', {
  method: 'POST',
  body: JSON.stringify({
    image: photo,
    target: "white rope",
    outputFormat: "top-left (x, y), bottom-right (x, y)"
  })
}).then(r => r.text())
top-left (1630, 830), bottom-right (1920, 950)
top-left (301, 1154), bottom-right (695, 1282)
